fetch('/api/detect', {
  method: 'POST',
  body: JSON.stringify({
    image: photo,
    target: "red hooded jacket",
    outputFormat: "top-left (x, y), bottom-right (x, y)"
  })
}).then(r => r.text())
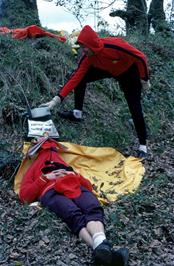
top-left (19, 139), bottom-right (92, 203)
top-left (0, 25), bottom-right (66, 42)
top-left (59, 25), bottom-right (149, 98)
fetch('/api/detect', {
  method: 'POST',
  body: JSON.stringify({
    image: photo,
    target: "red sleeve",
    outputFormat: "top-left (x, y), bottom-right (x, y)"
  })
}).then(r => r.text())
top-left (130, 47), bottom-right (149, 81)
top-left (121, 40), bottom-right (149, 80)
top-left (78, 174), bottom-right (93, 192)
top-left (19, 168), bottom-right (48, 204)
top-left (59, 55), bottom-right (91, 97)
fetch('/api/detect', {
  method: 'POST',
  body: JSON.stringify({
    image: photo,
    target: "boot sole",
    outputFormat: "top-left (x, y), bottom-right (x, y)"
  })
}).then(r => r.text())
top-left (95, 247), bottom-right (112, 265)
top-left (112, 248), bottom-right (129, 266)
top-left (58, 112), bottom-right (82, 122)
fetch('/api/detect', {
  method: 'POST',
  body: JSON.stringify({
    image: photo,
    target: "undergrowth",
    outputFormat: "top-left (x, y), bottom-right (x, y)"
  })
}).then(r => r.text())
top-left (1, 32), bottom-right (173, 153)
top-left (0, 29), bottom-right (174, 266)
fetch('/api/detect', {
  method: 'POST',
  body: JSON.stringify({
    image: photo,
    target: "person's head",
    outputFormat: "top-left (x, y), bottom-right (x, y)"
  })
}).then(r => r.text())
top-left (76, 25), bottom-right (103, 56)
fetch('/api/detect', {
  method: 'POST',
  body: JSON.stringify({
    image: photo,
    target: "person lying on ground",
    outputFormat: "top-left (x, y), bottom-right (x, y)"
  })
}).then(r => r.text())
top-left (41, 25), bottom-right (150, 159)
top-left (19, 138), bottom-right (129, 266)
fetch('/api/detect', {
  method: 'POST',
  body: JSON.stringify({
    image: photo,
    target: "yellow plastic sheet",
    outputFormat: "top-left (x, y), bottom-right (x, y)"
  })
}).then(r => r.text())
top-left (14, 142), bottom-right (145, 204)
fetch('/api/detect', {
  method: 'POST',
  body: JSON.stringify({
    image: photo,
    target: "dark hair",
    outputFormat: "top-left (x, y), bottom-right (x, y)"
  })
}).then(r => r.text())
top-left (41, 161), bottom-right (73, 174)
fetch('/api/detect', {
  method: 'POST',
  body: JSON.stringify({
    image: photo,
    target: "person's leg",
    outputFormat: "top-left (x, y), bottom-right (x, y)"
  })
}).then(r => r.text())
top-left (74, 67), bottom-right (113, 111)
top-left (118, 64), bottom-right (147, 155)
top-left (73, 187), bottom-right (112, 264)
top-left (75, 188), bottom-right (129, 265)
top-left (41, 189), bottom-right (129, 266)
top-left (73, 187), bottom-right (105, 243)
top-left (40, 189), bottom-right (86, 235)
top-left (59, 67), bottom-right (113, 121)
top-left (86, 221), bottom-right (107, 249)
top-left (79, 221), bottom-right (108, 250)
top-left (72, 187), bottom-right (108, 250)
top-left (79, 227), bottom-right (93, 247)
top-left (86, 220), bottom-right (105, 235)
top-left (73, 187), bottom-right (104, 233)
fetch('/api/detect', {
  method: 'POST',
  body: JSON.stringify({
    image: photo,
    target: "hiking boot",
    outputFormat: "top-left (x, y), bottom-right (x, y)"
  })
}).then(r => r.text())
top-left (111, 248), bottom-right (129, 266)
top-left (58, 111), bottom-right (82, 122)
top-left (137, 150), bottom-right (148, 160)
top-left (93, 240), bottom-right (113, 265)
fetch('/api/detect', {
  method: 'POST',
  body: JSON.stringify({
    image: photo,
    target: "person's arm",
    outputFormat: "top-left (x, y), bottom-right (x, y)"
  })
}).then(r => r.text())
top-left (19, 168), bottom-right (48, 204)
top-left (58, 54), bottom-right (91, 98)
top-left (130, 47), bottom-right (149, 81)
top-left (54, 172), bottom-right (81, 198)
top-left (40, 54), bottom-right (90, 109)
top-left (78, 174), bottom-right (93, 191)
top-left (121, 40), bottom-right (149, 81)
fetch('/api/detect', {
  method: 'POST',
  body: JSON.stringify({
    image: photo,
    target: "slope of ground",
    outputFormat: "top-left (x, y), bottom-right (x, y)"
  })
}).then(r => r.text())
top-left (0, 32), bottom-right (174, 266)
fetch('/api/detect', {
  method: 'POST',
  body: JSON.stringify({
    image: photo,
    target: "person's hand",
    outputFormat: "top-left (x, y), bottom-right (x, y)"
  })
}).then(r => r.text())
top-left (40, 96), bottom-right (61, 110)
top-left (52, 169), bottom-right (68, 178)
top-left (53, 169), bottom-right (75, 177)
top-left (43, 172), bottom-right (57, 180)
top-left (43, 169), bottom-right (75, 181)
top-left (44, 169), bottom-right (74, 180)
top-left (141, 80), bottom-right (151, 91)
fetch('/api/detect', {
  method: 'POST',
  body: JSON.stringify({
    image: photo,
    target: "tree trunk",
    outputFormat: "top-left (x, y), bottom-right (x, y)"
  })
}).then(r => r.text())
top-left (148, 0), bottom-right (169, 33)
top-left (0, 0), bottom-right (40, 28)
top-left (110, 0), bottom-right (148, 36)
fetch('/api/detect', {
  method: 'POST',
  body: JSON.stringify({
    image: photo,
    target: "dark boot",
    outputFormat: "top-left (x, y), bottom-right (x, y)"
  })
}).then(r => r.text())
top-left (58, 111), bottom-right (82, 122)
top-left (93, 240), bottom-right (113, 265)
top-left (111, 248), bottom-right (129, 266)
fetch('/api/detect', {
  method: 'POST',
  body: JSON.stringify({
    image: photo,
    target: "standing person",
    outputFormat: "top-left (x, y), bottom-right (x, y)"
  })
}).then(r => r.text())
top-left (41, 25), bottom-right (150, 158)
top-left (19, 138), bottom-right (129, 266)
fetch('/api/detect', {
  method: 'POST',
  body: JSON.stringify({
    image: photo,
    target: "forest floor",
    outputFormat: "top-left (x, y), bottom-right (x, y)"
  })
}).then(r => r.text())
top-left (0, 34), bottom-right (174, 266)
top-left (0, 125), bottom-right (174, 266)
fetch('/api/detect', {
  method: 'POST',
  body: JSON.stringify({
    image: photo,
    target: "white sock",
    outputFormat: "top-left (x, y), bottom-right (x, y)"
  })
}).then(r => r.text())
top-left (73, 109), bottom-right (82, 119)
top-left (92, 232), bottom-right (106, 250)
top-left (139, 145), bottom-right (147, 153)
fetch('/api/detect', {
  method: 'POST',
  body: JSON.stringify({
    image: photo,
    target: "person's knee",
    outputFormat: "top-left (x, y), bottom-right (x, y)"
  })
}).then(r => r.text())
top-left (66, 212), bottom-right (86, 235)
top-left (85, 205), bottom-right (104, 224)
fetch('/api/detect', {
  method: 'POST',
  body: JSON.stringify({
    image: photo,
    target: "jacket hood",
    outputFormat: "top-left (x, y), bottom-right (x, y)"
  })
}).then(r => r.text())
top-left (77, 25), bottom-right (103, 54)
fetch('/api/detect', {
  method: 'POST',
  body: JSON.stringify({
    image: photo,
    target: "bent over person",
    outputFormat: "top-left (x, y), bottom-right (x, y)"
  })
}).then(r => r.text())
top-left (19, 139), bottom-right (129, 266)
top-left (42, 25), bottom-right (150, 159)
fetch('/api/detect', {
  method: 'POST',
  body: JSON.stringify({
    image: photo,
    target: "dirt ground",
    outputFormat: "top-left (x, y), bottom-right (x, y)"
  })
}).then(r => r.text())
top-left (0, 130), bottom-right (173, 266)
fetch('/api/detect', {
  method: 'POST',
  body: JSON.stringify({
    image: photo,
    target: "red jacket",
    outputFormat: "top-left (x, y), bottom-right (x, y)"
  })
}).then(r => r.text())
top-left (59, 25), bottom-right (149, 98)
top-left (0, 25), bottom-right (66, 42)
top-left (19, 139), bottom-right (92, 203)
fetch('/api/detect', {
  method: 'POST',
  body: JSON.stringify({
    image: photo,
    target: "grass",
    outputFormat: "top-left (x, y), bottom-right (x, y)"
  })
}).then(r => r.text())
top-left (0, 29), bottom-right (174, 266)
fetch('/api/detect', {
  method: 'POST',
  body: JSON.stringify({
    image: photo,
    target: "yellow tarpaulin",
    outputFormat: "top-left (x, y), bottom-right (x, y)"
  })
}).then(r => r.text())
top-left (14, 142), bottom-right (145, 204)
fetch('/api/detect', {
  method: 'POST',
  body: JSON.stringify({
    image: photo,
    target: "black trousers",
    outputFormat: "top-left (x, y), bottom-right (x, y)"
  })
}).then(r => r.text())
top-left (74, 64), bottom-right (147, 145)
